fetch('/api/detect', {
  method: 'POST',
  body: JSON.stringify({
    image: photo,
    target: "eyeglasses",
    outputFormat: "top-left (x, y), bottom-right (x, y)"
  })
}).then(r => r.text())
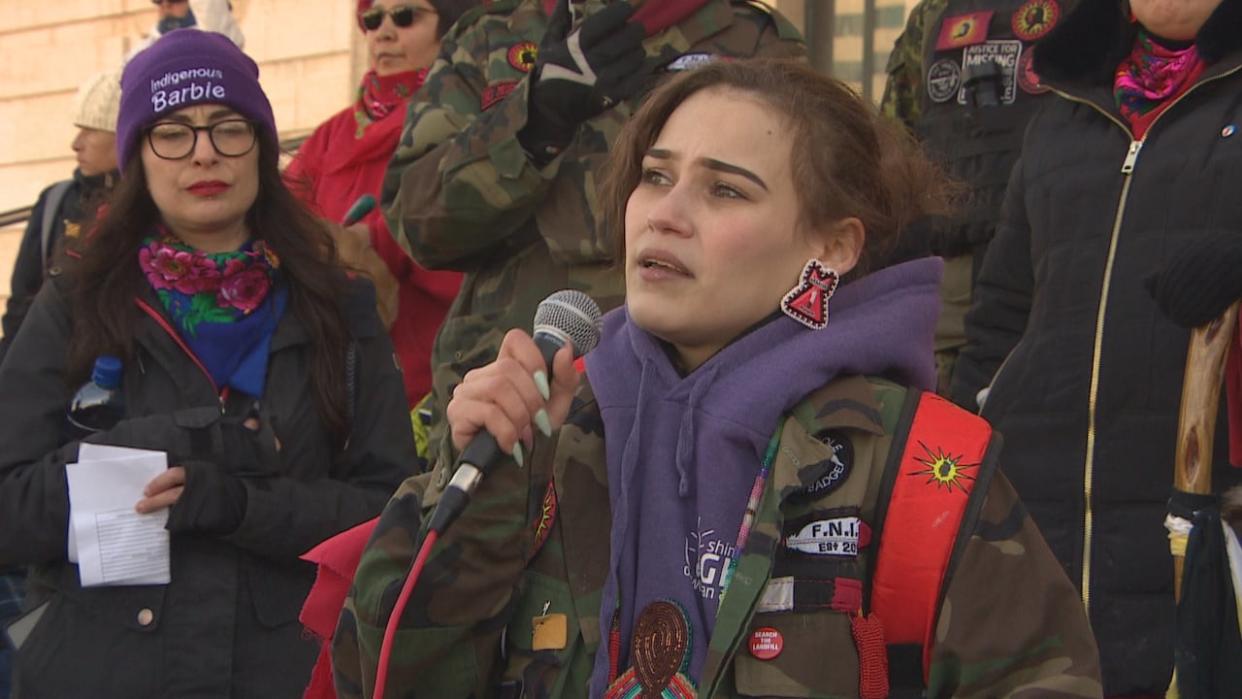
top-left (150, 0), bottom-right (189, 5)
top-left (359, 4), bottom-right (436, 31)
top-left (146, 119), bottom-right (257, 160)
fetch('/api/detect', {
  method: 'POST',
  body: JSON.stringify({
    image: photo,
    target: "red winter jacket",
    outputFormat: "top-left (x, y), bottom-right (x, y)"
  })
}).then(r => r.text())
top-left (287, 100), bottom-right (460, 407)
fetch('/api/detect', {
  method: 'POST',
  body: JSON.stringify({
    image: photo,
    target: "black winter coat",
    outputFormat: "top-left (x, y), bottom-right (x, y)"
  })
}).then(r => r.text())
top-left (951, 0), bottom-right (1242, 694)
top-left (0, 272), bottom-right (416, 697)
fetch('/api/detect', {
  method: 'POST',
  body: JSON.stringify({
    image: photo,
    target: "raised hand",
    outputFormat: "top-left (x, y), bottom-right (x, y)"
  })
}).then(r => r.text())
top-left (519, 0), bottom-right (648, 163)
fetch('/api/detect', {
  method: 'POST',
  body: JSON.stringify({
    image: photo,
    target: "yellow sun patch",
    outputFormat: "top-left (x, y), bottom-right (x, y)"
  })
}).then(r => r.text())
top-left (911, 441), bottom-right (977, 494)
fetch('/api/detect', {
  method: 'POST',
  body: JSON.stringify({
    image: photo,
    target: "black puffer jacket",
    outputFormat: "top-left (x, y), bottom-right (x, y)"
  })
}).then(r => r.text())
top-left (0, 272), bottom-right (415, 698)
top-left (951, 0), bottom-right (1242, 694)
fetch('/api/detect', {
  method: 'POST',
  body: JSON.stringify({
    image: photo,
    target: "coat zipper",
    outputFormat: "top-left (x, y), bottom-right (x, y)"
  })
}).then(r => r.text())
top-left (134, 297), bottom-right (228, 411)
top-left (1048, 63), bottom-right (1242, 613)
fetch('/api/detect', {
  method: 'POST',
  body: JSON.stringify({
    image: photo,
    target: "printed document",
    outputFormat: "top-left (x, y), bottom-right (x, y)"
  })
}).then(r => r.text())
top-left (65, 445), bottom-right (170, 587)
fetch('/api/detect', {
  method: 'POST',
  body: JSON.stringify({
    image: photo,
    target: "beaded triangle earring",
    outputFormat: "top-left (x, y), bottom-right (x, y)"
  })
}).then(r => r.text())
top-left (781, 259), bottom-right (840, 330)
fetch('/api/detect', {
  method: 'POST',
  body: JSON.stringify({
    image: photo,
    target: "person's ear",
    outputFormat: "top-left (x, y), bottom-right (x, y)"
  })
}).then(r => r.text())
top-left (810, 217), bottom-right (865, 277)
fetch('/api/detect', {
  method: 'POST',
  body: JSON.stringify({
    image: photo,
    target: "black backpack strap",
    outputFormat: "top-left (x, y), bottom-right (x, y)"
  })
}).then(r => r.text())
top-left (40, 180), bottom-right (73, 273)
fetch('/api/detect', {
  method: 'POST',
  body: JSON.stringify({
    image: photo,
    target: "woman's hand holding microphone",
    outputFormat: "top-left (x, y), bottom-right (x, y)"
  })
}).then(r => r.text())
top-left (446, 328), bottom-right (581, 468)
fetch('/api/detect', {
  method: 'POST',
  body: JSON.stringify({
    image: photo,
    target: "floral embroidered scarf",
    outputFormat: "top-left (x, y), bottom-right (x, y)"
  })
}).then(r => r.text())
top-left (1114, 29), bottom-right (1207, 139)
top-left (139, 233), bottom-right (287, 395)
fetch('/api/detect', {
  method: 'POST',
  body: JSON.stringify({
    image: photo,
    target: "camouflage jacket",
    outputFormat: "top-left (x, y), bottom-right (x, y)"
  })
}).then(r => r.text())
top-left (380, 0), bottom-right (804, 435)
top-left (880, 0), bottom-right (948, 130)
top-left (335, 375), bottom-right (1103, 698)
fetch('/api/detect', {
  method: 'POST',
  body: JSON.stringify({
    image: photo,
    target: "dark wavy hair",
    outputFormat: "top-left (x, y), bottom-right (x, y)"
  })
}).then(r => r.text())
top-left (601, 58), bottom-right (954, 278)
top-left (66, 129), bottom-right (352, 443)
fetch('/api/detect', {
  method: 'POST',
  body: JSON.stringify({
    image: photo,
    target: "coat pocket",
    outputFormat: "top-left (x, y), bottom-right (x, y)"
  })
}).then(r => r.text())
top-left (15, 581), bottom-right (163, 697)
top-left (734, 610), bottom-right (860, 698)
top-left (244, 555), bottom-right (314, 629)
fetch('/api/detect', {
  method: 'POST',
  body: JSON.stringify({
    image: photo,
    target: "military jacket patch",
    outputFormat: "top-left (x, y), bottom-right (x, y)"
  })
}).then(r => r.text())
top-left (793, 430), bottom-right (853, 500)
top-left (936, 11), bottom-right (993, 51)
top-left (784, 516), bottom-right (871, 557)
top-left (532, 479), bottom-right (559, 554)
top-left (507, 41), bottom-right (538, 72)
top-left (1012, 0), bottom-right (1060, 41)
top-left (926, 58), bottom-right (962, 104)
top-left (481, 80), bottom-right (519, 111)
top-left (1018, 50), bottom-right (1049, 94)
top-left (958, 40), bottom-right (1022, 106)
top-left (666, 52), bottom-right (719, 71)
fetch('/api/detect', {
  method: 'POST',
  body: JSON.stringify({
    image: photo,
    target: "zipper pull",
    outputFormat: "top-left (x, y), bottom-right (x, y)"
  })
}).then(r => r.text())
top-left (1121, 140), bottom-right (1144, 174)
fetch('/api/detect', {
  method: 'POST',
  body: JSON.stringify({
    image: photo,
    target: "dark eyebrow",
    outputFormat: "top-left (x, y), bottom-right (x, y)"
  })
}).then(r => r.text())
top-left (702, 158), bottom-right (768, 191)
top-left (644, 148), bottom-right (769, 192)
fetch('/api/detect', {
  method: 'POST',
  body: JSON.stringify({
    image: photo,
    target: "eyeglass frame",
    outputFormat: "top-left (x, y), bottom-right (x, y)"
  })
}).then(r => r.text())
top-left (144, 119), bottom-right (259, 160)
top-left (359, 4), bottom-right (437, 32)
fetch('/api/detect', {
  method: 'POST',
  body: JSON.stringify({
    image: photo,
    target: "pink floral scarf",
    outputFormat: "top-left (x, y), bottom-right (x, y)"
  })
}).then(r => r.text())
top-left (1114, 29), bottom-right (1207, 138)
top-left (140, 233), bottom-right (280, 334)
top-left (139, 233), bottom-right (287, 395)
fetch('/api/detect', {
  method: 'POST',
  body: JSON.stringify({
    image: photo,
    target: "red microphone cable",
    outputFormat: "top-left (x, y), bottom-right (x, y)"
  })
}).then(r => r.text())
top-left (371, 469), bottom-right (474, 697)
top-left (371, 529), bottom-right (438, 699)
top-left (369, 290), bottom-right (600, 697)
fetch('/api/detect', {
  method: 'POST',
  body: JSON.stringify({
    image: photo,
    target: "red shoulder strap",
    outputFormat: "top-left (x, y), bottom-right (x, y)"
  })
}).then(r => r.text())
top-left (870, 391), bottom-right (992, 682)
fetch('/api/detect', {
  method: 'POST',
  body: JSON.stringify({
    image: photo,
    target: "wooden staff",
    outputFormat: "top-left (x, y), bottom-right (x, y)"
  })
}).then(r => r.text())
top-left (1173, 301), bottom-right (1240, 602)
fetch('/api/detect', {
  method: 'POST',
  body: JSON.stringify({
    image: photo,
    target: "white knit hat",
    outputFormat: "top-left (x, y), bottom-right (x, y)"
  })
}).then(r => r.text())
top-left (71, 70), bottom-right (122, 133)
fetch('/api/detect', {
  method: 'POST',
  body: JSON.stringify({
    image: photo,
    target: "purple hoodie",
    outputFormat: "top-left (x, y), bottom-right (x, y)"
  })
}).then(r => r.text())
top-left (584, 257), bottom-right (943, 695)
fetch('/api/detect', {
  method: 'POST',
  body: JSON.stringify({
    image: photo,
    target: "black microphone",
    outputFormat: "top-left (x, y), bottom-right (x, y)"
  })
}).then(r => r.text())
top-left (428, 290), bottom-right (602, 534)
top-left (341, 193), bottom-right (377, 226)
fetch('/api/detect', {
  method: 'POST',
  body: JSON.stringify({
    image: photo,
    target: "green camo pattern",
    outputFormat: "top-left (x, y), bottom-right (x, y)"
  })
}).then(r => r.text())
top-left (379, 0), bottom-right (806, 448)
top-left (880, 0), bottom-right (949, 130)
top-left (335, 375), bottom-right (1103, 698)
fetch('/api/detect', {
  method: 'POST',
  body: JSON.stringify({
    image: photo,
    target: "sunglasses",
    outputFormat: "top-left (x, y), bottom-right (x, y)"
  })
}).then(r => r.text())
top-left (360, 4), bottom-right (436, 31)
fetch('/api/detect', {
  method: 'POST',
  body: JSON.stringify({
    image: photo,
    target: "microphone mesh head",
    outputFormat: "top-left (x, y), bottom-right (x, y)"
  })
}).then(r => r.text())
top-left (533, 290), bottom-right (603, 358)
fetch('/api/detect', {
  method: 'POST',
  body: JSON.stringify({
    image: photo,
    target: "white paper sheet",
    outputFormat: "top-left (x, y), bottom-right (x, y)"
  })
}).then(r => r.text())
top-left (65, 446), bottom-right (170, 587)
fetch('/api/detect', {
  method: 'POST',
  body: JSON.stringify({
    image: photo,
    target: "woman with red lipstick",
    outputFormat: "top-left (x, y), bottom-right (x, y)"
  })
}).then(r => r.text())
top-left (337, 59), bottom-right (1103, 698)
top-left (0, 31), bottom-right (415, 697)
top-left (286, 0), bottom-right (479, 413)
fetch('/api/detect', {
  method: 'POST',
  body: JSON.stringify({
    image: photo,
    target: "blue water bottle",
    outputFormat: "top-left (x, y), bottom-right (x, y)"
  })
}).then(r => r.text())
top-left (67, 355), bottom-right (125, 434)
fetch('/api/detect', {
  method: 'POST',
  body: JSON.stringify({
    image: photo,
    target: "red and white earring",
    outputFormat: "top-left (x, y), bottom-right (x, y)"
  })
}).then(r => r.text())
top-left (781, 259), bottom-right (839, 330)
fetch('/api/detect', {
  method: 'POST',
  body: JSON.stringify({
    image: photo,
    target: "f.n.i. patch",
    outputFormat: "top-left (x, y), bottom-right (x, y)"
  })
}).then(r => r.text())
top-left (784, 516), bottom-right (871, 558)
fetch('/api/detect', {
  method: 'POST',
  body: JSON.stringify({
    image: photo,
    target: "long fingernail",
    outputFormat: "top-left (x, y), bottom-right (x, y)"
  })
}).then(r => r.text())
top-left (533, 371), bottom-right (550, 401)
top-left (535, 409), bottom-right (553, 438)
top-left (513, 442), bottom-right (525, 468)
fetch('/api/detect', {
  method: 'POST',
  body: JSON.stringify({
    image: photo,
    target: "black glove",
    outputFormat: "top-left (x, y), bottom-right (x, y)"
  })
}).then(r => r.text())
top-left (165, 407), bottom-right (277, 536)
top-left (1146, 230), bottom-right (1242, 328)
top-left (518, 0), bottom-right (647, 165)
top-left (166, 461), bottom-right (247, 535)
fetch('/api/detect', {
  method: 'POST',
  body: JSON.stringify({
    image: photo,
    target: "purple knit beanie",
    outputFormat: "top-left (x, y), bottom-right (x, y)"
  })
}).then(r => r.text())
top-left (117, 29), bottom-right (276, 170)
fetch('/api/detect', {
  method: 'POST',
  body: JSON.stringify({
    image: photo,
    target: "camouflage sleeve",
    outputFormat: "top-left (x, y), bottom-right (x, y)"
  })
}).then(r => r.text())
top-left (928, 471), bottom-right (1103, 698)
top-left (747, 4), bottom-right (808, 59)
top-left (334, 420), bottom-right (553, 697)
top-left (880, 0), bottom-right (936, 130)
top-left (381, 21), bottom-right (557, 273)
